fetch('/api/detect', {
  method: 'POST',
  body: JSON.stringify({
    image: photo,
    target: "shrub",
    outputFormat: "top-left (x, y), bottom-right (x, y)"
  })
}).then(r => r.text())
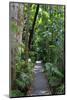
top-left (44, 62), bottom-right (64, 94)
top-left (10, 89), bottom-right (25, 97)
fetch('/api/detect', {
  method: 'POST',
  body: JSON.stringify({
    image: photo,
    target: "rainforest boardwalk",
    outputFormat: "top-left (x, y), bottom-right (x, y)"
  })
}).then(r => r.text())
top-left (28, 61), bottom-right (51, 96)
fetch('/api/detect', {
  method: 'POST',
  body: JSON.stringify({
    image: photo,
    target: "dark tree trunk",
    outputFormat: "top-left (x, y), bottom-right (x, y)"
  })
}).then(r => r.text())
top-left (28, 4), bottom-right (39, 50)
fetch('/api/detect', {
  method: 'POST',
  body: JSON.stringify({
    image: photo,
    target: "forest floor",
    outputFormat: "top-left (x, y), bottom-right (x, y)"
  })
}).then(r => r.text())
top-left (27, 61), bottom-right (51, 96)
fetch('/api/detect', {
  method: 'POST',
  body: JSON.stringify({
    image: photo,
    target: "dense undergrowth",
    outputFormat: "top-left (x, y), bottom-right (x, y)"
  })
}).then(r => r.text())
top-left (32, 4), bottom-right (65, 95)
top-left (10, 43), bottom-right (34, 97)
top-left (10, 3), bottom-right (65, 97)
top-left (44, 63), bottom-right (64, 94)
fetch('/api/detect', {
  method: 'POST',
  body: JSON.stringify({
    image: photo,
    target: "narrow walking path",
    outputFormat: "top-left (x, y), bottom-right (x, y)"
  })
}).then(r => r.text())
top-left (29, 61), bottom-right (51, 96)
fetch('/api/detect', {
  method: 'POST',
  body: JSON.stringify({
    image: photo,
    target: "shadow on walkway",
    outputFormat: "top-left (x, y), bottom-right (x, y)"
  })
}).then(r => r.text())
top-left (28, 61), bottom-right (51, 96)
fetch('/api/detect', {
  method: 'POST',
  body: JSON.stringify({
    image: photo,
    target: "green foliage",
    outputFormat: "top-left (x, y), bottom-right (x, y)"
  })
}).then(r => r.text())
top-left (10, 90), bottom-right (25, 97)
top-left (32, 4), bottom-right (64, 94)
top-left (15, 48), bottom-right (34, 88)
top-left (10, 21), bottom-right (19, 33)
top-left (15, 41), bottom-right (34, 94)
top-left (48, 76), bottom-right (60, 87)
top-left (56, 84), bottom-right (64, 94)
top-left (44, 62), bottom-right (64, 94)
top-left (11, 3), bottom-right (65, 96)
top-left (45, 62), bottom-right (63, 77)
top-left (16, 72), bottom-right (31, 89)
top-left (29, 51), bottom-right (36, 63)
